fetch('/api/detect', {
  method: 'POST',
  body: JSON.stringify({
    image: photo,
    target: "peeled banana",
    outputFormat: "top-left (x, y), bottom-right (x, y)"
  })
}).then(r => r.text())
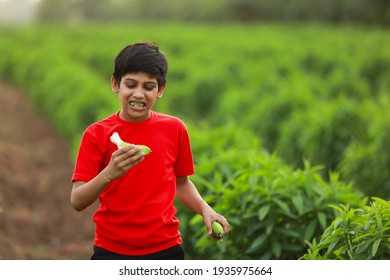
top-left (110, 132), bottom-right (151, 155)
top-left (212, 221), bottom-right (224, 241)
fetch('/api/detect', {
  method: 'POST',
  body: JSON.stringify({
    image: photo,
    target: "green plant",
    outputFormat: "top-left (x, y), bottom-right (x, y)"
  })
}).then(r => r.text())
top-left (276, 98), bottom-right (368, 174)
top-left (177, 124), bottom-right (365, 260)
top-left (340, 100), bottom-right (390, 199)
top-left (301, 197), bottom-right (390, 260)
top-left (1, 24), bottom-right (388, 260)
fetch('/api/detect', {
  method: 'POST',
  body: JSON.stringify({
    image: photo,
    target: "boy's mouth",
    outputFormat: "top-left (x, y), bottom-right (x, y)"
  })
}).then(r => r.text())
top-left (129, 101), bottom-right (146, 108)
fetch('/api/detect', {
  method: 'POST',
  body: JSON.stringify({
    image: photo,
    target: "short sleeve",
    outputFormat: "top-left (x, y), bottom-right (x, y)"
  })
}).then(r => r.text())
top-left (71, 129), bottom-right (105, 183)
top-left (174, 123), bottom-right (195, 177)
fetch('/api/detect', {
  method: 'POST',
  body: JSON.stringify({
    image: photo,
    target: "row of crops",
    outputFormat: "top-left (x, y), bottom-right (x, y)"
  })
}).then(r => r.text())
top-left (1, 23), bottom-right (389, 259)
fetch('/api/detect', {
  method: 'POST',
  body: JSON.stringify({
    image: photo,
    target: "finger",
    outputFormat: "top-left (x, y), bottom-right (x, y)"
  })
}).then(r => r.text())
top-left (223, 224), bottom-right (230, 235)
top-left (116, 146), bottom-right (141, 161)
top-left (207, 224), bottom-right (213, 236)
top-left (131, 155), bottom-right (145, 166)
top-left (122, 152), bottom-right (145, 168)
top-left (203, 218), bottom-right (213, 236)
top-left (214, 217), bottom-right (229, 236)
top-left (111, 147), bottom-right (141, 169)
top-left (112, 145), bottom-right (135, 159)
top-left (221, 219), bottom-right (230, 235)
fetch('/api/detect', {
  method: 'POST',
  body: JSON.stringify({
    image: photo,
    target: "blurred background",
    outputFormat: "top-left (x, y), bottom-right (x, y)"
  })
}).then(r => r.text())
top-left (0, 0), bottom-right (389, 25)
top-left (1, 0), bottom-right (390, 260)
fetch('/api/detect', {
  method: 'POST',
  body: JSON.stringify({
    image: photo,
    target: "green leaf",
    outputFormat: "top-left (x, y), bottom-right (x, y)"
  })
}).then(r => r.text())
top-left (258, 204), bottom-right (271, 221)
top-left (329, 204), bottom-right (344, 213)
top-left (317, 212), bottom-right (327, 229)
top-left (273, 198), bottom-right (290, 213)
top-left (260, 250), bottom-right (273, 260)
top-left (372, 197), bottom-right (390, 208)
top-left (225, 216), bottom-right (242, 226)
top-left (292, 194), bottom-right (304, 216)
top-left (355, 240), bottom-right (372, 254)
top-left (242, 211), bottom-right (258, 219)
top-left (304, 219), bottom-right (318, 241)
top-left (333, 218), bottom-right (343, 229)
top-left (372, 239), bottom-right (381, 257)
top-left (245, 234), bottom-right (268, 254)
top-left (271, 241), bottom-right (282, 258)
top-left (273, 197), bottom-right (295, 218)
top-left (379, 226), bottom-right (390, 234)
top-left (327, 240), bottom-right (340, 254)
top-left (275, 227), bottom-right (302, 239)
top-left (353, 232), bottom-right (376, 243)
top-left (265, 223), bottom-right (274, 235)
top-left (247, 222), bottom-right (265, 235)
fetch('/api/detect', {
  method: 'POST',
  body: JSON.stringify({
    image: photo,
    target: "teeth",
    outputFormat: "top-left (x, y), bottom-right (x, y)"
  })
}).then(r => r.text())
top-left (129, 101), bottom-right (145, 108)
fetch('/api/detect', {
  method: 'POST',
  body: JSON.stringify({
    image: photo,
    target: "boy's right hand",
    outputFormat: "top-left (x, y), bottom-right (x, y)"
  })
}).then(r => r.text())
top-left (106, 145), bottom-right (145, 181)
top-left (71, 145), bottom-right (145, 211)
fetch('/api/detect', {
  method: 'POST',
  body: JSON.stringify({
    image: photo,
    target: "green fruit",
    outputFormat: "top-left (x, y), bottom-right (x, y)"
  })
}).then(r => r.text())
top-left (119, 142), bottom-right (130, 148)
top-left (111, 132), bottom-right (151, 156)
top-left (136, 145), bottom-right (151, 156)
top-left (212, 221), bottom-right (224, 239)
top-left (121, 143), bottom-right (151, 156)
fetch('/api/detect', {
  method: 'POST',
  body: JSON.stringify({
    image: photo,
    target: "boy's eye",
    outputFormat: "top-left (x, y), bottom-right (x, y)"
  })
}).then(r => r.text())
top-left (124, 82), bottom-right (157, 91)
top-left (144, 85), bottom-right (156, 91)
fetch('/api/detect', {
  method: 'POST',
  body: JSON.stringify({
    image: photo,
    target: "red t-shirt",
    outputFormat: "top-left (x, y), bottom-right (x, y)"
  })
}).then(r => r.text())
top-left (71, 111), bottom-right (195, 255)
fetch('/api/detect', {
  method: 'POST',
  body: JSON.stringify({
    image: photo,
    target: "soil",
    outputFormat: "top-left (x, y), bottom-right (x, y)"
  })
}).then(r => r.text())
top-left (0, 83), bottom-right (97, 259)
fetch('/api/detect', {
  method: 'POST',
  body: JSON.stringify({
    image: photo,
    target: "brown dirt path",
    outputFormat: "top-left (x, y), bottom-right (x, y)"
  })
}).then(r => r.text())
top-left (0, 83), bottom-right (96, 259)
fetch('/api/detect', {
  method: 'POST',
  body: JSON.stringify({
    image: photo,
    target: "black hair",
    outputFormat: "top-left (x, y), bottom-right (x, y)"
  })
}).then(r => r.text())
top-left (113, 42), bottom-right (168, 90)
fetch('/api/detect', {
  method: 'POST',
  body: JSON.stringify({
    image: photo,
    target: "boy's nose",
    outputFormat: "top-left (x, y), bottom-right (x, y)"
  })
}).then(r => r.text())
top-left (132, 89), bottom-right (144, 97)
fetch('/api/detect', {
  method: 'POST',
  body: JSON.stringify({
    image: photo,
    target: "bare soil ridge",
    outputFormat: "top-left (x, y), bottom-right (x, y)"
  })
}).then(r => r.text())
top-left (0, 83), bottom-right (95, 259)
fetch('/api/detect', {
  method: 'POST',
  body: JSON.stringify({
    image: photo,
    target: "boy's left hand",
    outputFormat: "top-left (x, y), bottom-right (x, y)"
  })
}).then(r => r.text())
top-left (203, 209), bottom-right (230, 240)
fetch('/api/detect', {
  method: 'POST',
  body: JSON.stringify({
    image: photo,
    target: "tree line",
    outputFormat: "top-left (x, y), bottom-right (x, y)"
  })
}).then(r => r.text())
top-left (37, 0), bottom-right (390, 26)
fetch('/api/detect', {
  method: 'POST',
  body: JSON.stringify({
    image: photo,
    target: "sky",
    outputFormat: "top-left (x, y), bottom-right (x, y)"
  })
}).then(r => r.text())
top-left (0, 0), bottom-right (41, 24)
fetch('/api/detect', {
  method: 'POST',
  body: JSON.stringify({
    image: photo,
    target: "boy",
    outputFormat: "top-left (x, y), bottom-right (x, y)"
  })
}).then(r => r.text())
top-left (71, 42), bottom-right (229, 260)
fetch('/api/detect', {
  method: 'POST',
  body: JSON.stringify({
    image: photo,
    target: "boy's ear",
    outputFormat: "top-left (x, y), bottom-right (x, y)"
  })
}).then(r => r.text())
top-left (111, 76), bottom-right (120, 92)
top-left (157, 83), bottom-right (166, 98)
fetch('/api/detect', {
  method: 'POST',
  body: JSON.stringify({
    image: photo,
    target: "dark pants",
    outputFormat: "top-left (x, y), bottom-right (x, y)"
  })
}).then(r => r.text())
top-left (91, 244), bottom-right (185, 260)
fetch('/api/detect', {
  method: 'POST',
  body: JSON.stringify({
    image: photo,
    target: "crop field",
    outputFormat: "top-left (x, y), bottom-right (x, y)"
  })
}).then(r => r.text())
top-left (1, 23), bottom-right (390, 259)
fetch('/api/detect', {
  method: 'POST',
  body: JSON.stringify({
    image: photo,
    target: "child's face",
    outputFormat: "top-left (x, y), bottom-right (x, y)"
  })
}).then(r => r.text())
top-left (112, 72), bottom-right (165, 122)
